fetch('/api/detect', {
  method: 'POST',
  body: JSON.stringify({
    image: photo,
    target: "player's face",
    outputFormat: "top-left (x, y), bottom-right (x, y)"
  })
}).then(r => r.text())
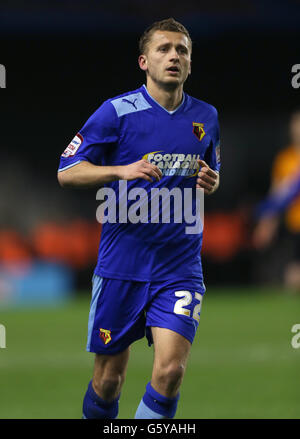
top-left (139, 31), bottom-right (191, 89)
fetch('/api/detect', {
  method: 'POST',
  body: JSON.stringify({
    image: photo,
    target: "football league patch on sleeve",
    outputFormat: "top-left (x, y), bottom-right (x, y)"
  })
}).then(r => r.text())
top-left (61, 133), bottom-right (83, 158)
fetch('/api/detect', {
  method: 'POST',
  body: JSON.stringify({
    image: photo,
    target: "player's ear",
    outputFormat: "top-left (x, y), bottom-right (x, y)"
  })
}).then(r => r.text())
top-left (138, 54), bottom-right (148, 72)
top-left (188, 59), bottom-right (192, 75)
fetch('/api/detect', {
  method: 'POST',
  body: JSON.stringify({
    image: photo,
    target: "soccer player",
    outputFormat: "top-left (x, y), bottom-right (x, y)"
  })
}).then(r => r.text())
top-left (255, 172), bottom-right (300, 219)
top-left (57, 18), bottom-right (220, 419)
top-left (253, 109), bottom-right (300, 290)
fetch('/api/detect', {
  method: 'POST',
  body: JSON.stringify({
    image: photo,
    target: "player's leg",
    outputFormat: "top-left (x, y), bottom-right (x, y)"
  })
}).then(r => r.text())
top-left (83, 348), bottom-right (130, 419)
top-left (92, 349), bottom-right (130, 400)
top-left (150, 327), bottom-right (191, 397)
top-left (135, 278), bottom-right (204, 419)
top-left (135, 327), bottom-right (191, 419)
top-left (83, 275), bottom-right (148, 419)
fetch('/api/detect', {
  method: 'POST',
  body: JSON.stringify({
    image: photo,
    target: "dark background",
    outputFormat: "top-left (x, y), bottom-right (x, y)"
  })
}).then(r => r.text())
top-left (1, 0), bottom-right (300, 290)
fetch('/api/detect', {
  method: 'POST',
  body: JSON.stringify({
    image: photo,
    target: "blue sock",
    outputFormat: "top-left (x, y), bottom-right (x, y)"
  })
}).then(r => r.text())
top-left (134, 382), bottom-right (180, 419)
top-left (82, 380), bottom-right (120, 419)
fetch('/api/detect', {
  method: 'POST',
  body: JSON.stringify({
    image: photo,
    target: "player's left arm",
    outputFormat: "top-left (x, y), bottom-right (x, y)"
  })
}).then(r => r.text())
top-left (196, 159), bottom-right (220, 195)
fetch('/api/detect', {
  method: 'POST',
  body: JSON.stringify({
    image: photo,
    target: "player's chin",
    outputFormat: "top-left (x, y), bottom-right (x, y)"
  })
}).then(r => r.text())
top-left (162, 75), bottom-right (182, 86)
top-left (165, 76), bottom-right (181, 83)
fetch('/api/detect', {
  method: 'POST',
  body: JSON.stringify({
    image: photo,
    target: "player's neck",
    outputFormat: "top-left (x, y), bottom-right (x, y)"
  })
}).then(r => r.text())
top-left (145, 80), bottom-right (183, 112)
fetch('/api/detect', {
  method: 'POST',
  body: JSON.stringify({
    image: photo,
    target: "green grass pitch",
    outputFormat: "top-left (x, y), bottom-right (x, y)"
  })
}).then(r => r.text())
top-left (0, 287), bottom-right (299, 418)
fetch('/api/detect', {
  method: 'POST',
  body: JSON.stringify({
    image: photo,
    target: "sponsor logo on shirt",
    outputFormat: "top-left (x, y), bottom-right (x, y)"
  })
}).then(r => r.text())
top-left (143, 151), bottom-right (201, 177)
top-left (122, 98), bottom-right (138, 109)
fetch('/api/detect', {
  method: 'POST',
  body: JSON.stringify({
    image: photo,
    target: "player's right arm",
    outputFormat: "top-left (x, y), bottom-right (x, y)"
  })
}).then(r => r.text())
top-left (57, 159), bottom-right (162, 188)
top-left (57, 101), bottom-right (161, 188)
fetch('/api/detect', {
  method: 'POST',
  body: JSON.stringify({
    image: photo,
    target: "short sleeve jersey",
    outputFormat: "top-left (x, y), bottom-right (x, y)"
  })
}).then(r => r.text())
top-left (58, 85), bottom-right (221, 282)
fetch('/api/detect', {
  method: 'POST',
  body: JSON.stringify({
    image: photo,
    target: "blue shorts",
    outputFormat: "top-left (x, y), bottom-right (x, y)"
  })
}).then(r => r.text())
top-left (86, 275), bottom-right (206, 354)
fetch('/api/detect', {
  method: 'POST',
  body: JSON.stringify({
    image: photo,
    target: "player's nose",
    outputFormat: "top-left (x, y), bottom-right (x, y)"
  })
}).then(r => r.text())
top-left (169, 47), bottom-right (180, 60)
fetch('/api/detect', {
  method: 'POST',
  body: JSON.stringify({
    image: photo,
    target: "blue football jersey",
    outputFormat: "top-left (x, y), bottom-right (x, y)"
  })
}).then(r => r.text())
top-left (58, 85), bottom-right (221, 282)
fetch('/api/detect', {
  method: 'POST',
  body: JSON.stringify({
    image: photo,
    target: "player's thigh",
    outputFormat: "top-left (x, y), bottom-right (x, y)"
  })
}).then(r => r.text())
top-left (151, 327), bottom-right (191, 369)
top-left (150, 327), bottom-right (192, 397)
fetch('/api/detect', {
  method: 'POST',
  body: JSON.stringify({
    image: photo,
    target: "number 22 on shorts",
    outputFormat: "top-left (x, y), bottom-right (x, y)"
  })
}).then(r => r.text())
top-left (173, 291), bottom-right (203, 323)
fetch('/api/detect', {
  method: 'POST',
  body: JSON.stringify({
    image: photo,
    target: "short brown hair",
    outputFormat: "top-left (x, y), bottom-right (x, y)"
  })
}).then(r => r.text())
top-left (139, 17), bottom-right (192, 55)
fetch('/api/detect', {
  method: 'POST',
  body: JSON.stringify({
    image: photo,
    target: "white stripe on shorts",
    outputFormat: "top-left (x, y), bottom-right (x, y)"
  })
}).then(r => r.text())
top-left (86, 275), bottom-right (103, 351)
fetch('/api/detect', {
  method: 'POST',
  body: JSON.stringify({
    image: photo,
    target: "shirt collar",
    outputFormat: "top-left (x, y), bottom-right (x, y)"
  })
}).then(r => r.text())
top-left (142, 84), bottom-right (185, 115)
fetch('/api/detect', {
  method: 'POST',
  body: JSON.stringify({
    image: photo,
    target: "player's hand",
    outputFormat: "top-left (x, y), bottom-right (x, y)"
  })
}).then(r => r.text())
top-left (196, 159), bottom-right (219, 195)
top-left (118, 159), bottom-right (163, 183)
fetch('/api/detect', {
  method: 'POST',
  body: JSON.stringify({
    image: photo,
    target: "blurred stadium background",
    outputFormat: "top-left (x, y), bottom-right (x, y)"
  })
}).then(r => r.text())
top-left (0, 0), bottom-right (300, 418)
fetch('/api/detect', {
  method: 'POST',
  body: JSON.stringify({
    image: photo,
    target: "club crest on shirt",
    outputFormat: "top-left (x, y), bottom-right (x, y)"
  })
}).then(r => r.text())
top-left (61, 133), bottom-right (83, 158)
top-left (99, 328), bottom-right (112, 345)
top-left (192, 122), bottom-right (206, 141)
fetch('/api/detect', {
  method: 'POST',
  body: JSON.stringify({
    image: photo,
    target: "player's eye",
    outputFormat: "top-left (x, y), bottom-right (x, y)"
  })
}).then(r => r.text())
top-left (178, 47), bottom-right (188, 54)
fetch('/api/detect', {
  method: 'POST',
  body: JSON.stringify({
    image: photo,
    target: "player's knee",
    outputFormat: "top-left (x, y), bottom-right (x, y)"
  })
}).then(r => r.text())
top-left (155, 361), bottom-right (185, 391)
top-left (93, 374), bottom-right (123, 402)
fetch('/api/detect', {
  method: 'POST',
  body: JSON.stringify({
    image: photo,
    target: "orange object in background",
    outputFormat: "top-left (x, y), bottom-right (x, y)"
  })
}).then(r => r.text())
top-left (32, 222), bottom-right (70, 264)
top-left (202, 211), bottom-right (248, 262)
top-left (0, 229), bottom-right (32, 265)
top-left (66, 220), bottom-right (100, 268)
top-left (271, 145), bottom-right (300, 233)
top-left (1, 213), bottom-right (247, 270)
top-left (32, 220), bottom-right (101, 269)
